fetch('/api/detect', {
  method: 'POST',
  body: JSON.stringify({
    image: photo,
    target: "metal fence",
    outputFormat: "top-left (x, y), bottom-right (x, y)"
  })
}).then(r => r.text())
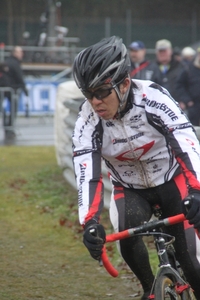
top-left (0, 38), bottom-right (81, 65)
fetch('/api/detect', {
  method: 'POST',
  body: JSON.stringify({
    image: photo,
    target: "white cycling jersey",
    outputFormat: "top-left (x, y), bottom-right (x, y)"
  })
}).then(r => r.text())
top-left (72, 79), bottom-right (200, 225)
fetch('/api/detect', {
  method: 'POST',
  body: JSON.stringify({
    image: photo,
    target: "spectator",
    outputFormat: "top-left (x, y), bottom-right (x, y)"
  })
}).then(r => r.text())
top-left (6, 46), bottom-right (28, 95)
top-left (181, 46), bottom-right (196, 65)
top-left (176, 47), bottom-right (200, 126)
top-left (0, 63), bottom-right (13, 134)
top-left (151, 39), bottom-right (185, 101)
top-left (173, 47), bottom-right (182, 62)
top-left (128, 40), bottom-right (154, 80)
top-left (4, 46), bottom-right (28, 138)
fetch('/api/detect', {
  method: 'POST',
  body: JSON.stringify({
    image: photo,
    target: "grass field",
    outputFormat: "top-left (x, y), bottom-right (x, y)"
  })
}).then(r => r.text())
top-left (0, 146), bottom-right (157, 300)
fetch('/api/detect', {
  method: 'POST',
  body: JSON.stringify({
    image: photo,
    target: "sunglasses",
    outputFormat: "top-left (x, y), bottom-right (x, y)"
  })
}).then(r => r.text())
top-left (82, 86), bottom-right (115, 100)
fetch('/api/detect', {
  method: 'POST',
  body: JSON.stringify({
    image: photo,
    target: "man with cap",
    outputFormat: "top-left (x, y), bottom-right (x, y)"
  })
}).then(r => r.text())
top-left (129, 40), bottom-right (154, 80)
top-left (151, 39), bottom-right (186, 101)
top-left (181, 46), bottom-right (196, 65)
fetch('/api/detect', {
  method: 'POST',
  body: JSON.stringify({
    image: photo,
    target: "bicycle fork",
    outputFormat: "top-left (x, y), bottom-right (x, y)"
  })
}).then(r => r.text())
top-left (148, 236), bottom-right (193, 299)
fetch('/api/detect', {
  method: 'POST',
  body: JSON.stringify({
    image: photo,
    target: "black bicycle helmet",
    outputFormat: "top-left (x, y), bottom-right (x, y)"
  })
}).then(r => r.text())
top-left (73, 36), bottom-right (130, 91)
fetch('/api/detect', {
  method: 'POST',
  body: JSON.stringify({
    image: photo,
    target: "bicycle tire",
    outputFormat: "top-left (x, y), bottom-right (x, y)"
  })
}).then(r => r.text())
top-left (154, 275), bottom-right (196, 300)
top-left (181, 289), bottom-right (196, 300)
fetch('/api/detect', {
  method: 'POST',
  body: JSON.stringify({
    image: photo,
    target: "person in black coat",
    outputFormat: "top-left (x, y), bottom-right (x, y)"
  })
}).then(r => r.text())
top-left (176, 48), bottom-right (200, 126)
top-left (128, 40), bottom-right (154, 80)
top-left (3, 46), bottom-right (28, 138)
top-left (150, 39), bottom-right (186, 102)
top-left (6, 46), bottom-right (28, 95)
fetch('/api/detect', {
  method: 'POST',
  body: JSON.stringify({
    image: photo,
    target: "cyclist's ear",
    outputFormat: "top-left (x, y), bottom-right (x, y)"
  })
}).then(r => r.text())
top-left (119, 77), bottom-right (131, 94)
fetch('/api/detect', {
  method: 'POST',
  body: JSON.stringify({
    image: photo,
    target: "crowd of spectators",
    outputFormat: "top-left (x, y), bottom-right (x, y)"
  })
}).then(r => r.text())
top-left (128, 39), bottom-right (200, 126)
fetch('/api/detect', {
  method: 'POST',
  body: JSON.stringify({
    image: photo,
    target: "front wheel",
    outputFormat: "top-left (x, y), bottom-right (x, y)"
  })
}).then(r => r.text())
top-left (154, 275), bottom-right (196, 300)
top-left (181, 289), bottom-right (196, 300)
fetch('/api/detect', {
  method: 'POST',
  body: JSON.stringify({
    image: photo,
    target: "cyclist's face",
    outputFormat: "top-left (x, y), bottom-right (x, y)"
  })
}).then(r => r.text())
top-left (87, 84), bottom-right (119, 120)
top-left (86, 78), bottom-right (131, 120)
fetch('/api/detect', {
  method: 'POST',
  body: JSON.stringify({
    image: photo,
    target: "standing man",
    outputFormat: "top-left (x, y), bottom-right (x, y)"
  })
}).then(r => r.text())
top-left (151, 39), bottom-right (185, 101)
top-left (129, 40), bottom-right (154, 80)
top-left (4, 46), bottom-right (28, 138)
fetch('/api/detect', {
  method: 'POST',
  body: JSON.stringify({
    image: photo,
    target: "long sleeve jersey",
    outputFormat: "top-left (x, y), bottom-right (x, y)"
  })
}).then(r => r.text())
top-left (72, 79), bottom-right (200, 225)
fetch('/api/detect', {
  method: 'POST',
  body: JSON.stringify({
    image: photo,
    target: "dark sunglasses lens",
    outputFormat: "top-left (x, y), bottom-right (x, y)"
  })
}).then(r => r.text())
top-left (94, 88), bottom-right (111, 100)
top-left (83, 91), bottom-right (93, 99)
top-left (83, 87), bottom-right (113, 100)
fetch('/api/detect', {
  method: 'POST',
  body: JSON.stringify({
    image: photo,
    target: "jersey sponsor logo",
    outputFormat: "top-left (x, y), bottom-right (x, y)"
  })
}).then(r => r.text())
top-left (130, 123), bottom-right (145, 129)
top-left (115, 140), bottom-right (155, 161)
top-left (123, 170), bottom-right (135, 177)
top-left (78, 163), bottom-right (87, 207)
top-left (78, 112), bottom-right (94, 141)
top-left (118, 163), bottom-right (135, 167)
top-left (73, 149), bottom-right (92, 157)
top-left (152, 163), bottom-right (162, 173)
top-left (146, 151), bottom-right (162, 164)
top-left (145, 98), bottom-right (178, 121)
top-left (186, 138), bottom-right (194, 146)
top-left (113, 132), bottom-right (144, 144)
top-left (106, 121), bottom-right (115, 127)
top-left (186, 139), bottom-right (200, 158)
top-left (130, 114), bottom-right (142, 123)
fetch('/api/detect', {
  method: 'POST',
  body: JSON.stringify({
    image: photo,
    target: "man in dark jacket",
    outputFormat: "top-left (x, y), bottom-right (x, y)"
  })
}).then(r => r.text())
top-left (151, 39), bottom-right (185, 101)
top-left (176, 48), bottom-right (200, 126)
top-left (4, 46), bottom-right (28, 138)
top-left (6, 46), bottom-right (28, 95)
top-left (129, 40), bottom-right (154, 80)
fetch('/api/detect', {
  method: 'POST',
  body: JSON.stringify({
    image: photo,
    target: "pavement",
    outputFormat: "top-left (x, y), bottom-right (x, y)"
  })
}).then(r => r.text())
top-left (0, 116), bottom-right (55, 146)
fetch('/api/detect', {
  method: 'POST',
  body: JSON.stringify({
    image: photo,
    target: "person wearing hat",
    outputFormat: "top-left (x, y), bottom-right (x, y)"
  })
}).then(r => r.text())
top-left (128, 40), bottom-right (154, 80)
top-left (151, 39), bottom-right (186, 101)
top-left (176, 47), bottom-right (200, 126)
top-left (181, 46), bottom-right (196, 65)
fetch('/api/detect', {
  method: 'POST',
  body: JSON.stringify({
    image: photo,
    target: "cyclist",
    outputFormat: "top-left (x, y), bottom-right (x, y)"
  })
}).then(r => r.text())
top-left (72, 36), bottom-right (200, 300)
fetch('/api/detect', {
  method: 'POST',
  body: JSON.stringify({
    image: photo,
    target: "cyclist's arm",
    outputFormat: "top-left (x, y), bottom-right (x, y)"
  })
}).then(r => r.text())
top-left (72, 102), bottom-right (104, 226)
top-left (146, 83), bottom-right (200, 191)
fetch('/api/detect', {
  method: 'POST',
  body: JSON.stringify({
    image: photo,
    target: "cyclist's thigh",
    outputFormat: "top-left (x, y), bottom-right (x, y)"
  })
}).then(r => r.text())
top-left (109, 185), bottom-right (152, 232)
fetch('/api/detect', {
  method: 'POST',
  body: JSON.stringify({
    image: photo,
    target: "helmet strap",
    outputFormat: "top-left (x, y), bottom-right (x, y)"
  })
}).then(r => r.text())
top-left (114, 75), bottom-right (131, 114)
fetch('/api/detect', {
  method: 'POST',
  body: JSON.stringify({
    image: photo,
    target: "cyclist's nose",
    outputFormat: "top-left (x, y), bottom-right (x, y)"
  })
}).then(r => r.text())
top-left (90, 96), bottom-right (103, 104)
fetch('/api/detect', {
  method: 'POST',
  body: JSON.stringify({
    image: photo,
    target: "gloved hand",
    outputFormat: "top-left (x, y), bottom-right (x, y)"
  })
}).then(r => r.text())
top-left (83, 219), bottom-right (106, 260)
top-left (181, 191), bottom-right (200, 229)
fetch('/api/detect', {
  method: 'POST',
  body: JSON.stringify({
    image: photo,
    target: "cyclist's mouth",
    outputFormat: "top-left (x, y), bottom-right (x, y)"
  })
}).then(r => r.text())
top-left (96, 109), bottom-right (107, 117)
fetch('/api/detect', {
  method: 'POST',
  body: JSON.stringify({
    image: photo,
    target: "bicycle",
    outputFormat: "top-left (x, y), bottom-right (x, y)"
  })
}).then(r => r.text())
top-left (101, 211), bottom-right (197, 299)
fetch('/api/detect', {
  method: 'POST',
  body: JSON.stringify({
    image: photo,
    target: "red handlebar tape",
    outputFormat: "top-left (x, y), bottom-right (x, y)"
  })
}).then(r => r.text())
top-left (164, 213), bottom-right (186, 226)
top-left (101, 246), bottom-right (118, 277)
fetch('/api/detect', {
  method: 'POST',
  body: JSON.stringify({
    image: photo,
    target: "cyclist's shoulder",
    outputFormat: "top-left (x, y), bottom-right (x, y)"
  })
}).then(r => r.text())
top-left (77, 100), bottom-right (99, 124)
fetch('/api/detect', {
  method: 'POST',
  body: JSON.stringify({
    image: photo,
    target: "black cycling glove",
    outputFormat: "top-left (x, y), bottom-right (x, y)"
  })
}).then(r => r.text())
top-left (181, 191), bottom-right (200, 229)
top-left (83, 219), bottom-right (106, 260)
